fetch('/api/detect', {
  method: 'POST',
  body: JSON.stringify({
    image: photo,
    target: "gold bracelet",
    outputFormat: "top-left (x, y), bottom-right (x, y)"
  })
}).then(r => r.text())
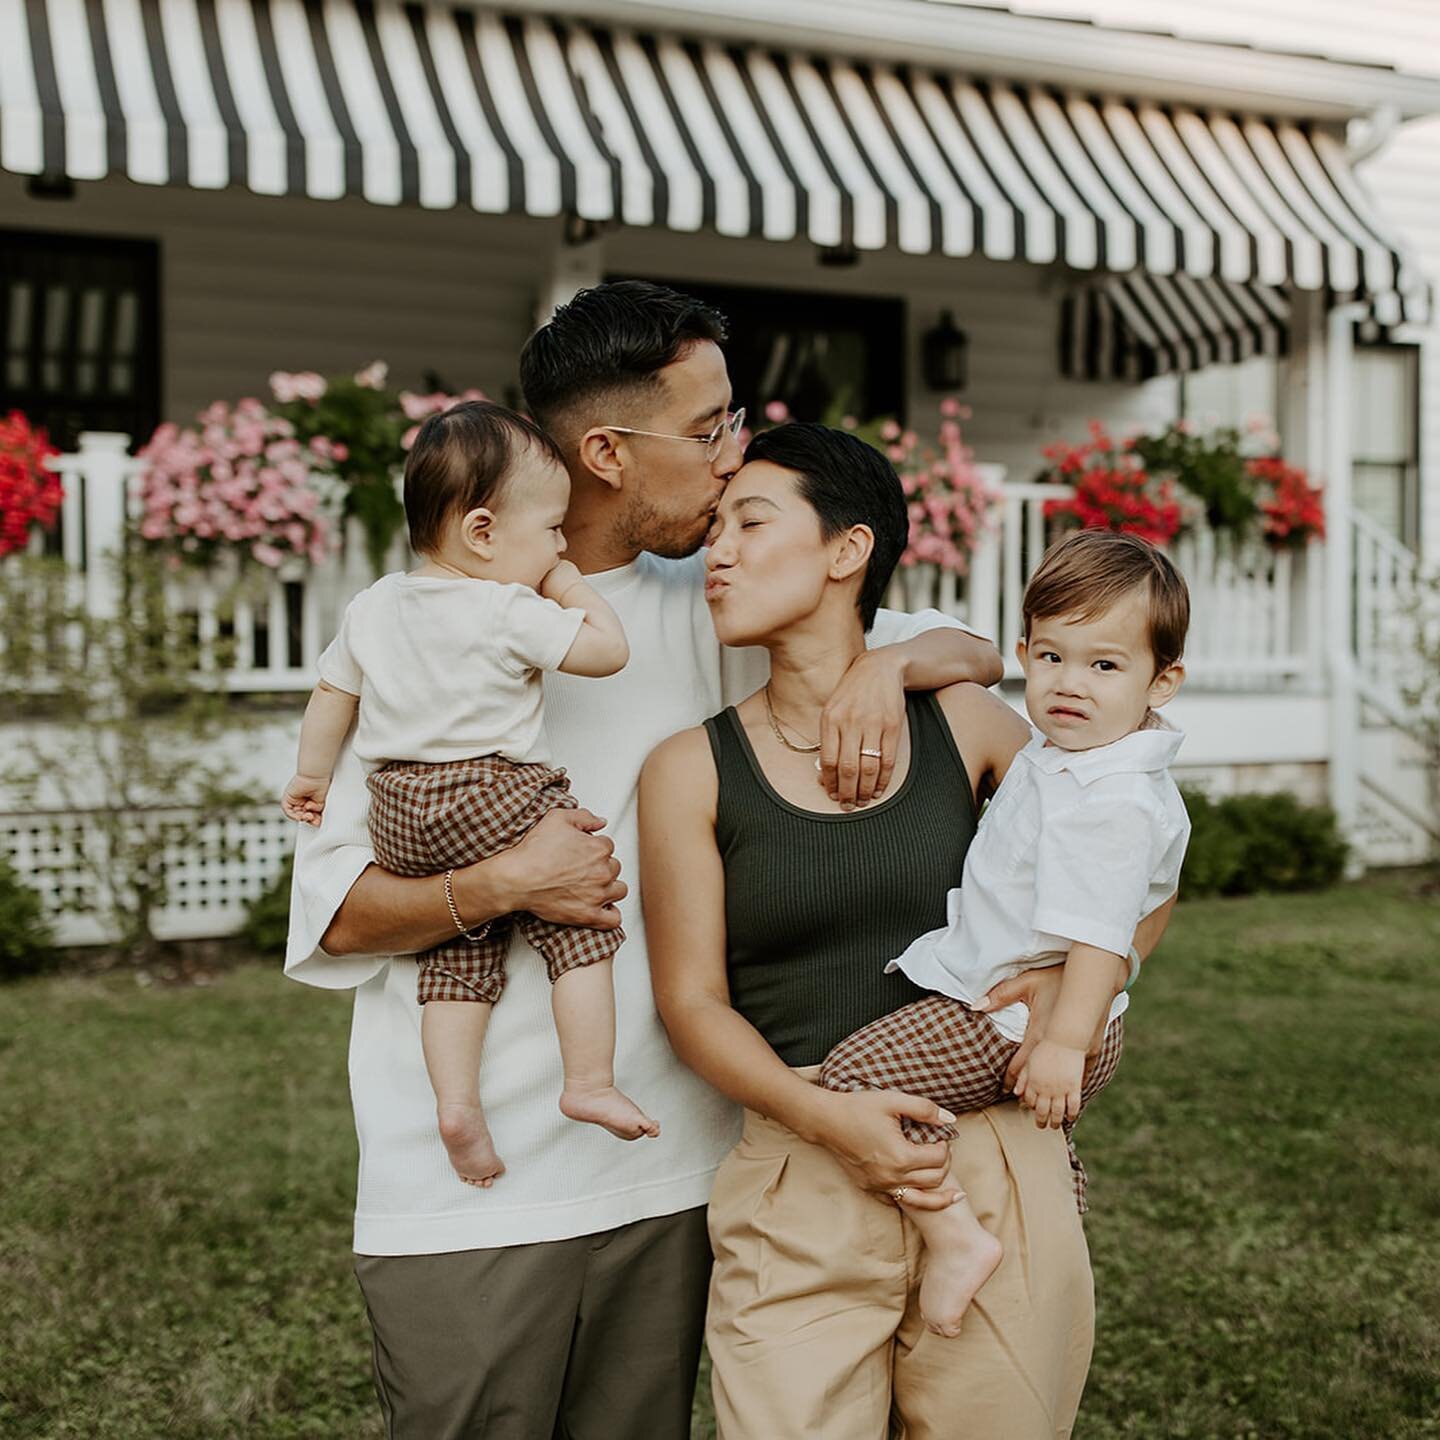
top-left (443, 868), bottom-right (486, 940)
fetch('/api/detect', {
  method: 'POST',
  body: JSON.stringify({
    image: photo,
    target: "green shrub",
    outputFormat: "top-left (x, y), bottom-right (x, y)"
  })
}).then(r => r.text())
top-left (240, 854), bottom-right (294, 956)
top-left (1180, 787), bottom-right (1348, 898)
top-left (0, 856), bottom-right (56, 979)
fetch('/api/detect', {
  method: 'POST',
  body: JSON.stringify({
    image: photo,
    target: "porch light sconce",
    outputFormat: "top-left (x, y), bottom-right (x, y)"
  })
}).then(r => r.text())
top-left (26, 172), bottom-right (76, 201)
top-left (922, 310), bottom-right (968, 392)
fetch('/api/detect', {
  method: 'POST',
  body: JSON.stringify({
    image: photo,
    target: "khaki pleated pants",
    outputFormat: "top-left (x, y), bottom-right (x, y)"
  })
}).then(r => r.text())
top-left (705, 1087), bottom-right (1095, 1440)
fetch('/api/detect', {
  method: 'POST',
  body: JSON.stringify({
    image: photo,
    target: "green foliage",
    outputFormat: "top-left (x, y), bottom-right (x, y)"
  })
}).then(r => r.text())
top-left (272, 376), bottom-right (410, 574)
top-left (1133, 423), bottom-right (1260, 538)
top-left (240, 854), bottom-right (294, 957)
top-left (0, 553), bottom-right (261, 959)
top-left (4, 878), bottom-right (1440, 1437)
top-left (0, 855), bottom-right (55, 979)
top-left (1181, 787), bottom-right (1349, 897)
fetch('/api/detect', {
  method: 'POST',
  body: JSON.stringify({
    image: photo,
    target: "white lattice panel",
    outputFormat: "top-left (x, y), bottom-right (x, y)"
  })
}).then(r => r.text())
top-left (0, 808), bottom-right (294, 945)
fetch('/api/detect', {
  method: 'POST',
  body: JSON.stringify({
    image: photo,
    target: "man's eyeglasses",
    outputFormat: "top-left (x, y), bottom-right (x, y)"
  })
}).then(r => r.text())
top-left (605, 408), bottom-right (746, 464)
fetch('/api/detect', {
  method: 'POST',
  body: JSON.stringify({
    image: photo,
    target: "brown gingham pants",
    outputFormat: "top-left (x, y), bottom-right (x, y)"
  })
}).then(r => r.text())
top-left (820, 995), bottom-right (1124, 1213)
top-left (366, 754), bottom-right (623, 1006)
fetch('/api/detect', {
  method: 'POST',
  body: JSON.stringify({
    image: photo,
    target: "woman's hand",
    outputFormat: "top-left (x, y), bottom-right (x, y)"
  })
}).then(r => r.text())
top-left (977, 967), bottom-right (1110, 1094)
top-left (818, 648), bottom-right (907, 808)
top-left (802, 1089), bottom-right (961, 1210)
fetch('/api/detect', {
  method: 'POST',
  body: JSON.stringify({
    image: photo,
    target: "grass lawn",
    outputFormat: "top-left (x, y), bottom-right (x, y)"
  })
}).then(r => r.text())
top-left (1, 872), bottom-right (1437, 1439)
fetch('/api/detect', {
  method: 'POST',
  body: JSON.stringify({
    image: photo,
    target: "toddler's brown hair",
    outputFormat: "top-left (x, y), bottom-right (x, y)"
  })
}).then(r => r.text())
top-left (1022, 529), bottom-right (1189, 672)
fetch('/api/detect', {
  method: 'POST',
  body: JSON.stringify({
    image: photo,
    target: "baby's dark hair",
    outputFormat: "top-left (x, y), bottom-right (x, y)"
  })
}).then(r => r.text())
top-left (1022, 529), bottom-right (1190, 672)
top-left (403, 401), bottom-right (565, 554)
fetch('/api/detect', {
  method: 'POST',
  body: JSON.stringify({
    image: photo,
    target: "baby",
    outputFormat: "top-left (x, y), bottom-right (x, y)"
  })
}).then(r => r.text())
top-left (821, 528), bottom-right (1191, 1337)
top-left (282, 400), bottom-right (658, 1188)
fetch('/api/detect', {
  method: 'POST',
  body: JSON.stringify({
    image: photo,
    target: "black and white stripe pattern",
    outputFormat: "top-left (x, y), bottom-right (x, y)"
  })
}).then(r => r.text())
top-left (0, 0), bottom-right (1428, 316)
top-left (1060, 274), bottom-right (1291, 381)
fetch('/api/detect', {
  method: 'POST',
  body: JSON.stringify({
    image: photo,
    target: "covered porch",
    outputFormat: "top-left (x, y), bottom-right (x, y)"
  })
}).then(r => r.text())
top-left (2, 0), bottom-right (1438, 940)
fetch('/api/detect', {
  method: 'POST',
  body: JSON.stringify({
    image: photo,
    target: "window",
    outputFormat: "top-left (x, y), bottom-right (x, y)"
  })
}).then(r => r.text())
top-left (1179, 354), bottom-right (1280, 437)
top-left (612, 276), bottom-right (905, 423)
top-left (1351, 343), bottom-right (1419, 549)
top-left (1, 229), bottom-right (161, 452)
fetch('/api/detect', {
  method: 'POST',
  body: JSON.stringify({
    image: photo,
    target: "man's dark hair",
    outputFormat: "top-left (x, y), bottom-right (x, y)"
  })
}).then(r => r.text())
top-left (743, 423), bottom-right (909, 631)
top-left (519, 280), bottom-right (728, 434)
top-left (402, 400), bottom-right (565, 554)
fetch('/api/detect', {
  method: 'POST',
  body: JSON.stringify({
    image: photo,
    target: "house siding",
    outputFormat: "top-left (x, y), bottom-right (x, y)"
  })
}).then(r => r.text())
top-left (0, 171), bottom-right (1179, 487)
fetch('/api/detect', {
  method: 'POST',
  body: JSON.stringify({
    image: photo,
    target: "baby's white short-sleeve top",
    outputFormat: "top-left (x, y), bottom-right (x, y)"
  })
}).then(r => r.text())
top-left (889, 724), bottom-right (1191, 1042)
top-left (317, 572), bottom-right (584, 767)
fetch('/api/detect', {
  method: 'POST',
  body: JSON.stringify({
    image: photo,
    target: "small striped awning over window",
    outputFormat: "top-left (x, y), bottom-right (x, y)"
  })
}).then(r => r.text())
top-left (0, 0), bottom-right (1428, 314)
top-left (1060, 274), bottom-right (1291, 381)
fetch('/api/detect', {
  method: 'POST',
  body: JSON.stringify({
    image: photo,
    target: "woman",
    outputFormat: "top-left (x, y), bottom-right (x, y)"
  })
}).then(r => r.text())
top-left (639, 424), bottom-right (1169, 1439)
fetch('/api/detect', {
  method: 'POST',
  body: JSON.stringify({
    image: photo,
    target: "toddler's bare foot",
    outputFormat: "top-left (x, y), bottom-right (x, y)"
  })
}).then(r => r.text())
top-left (559, 1082), bottom-right (660, 1141)
top-left (436, 1102), bottom-right (505, 1188)
top-left (912, 1204), bottom-right (1003, 1338)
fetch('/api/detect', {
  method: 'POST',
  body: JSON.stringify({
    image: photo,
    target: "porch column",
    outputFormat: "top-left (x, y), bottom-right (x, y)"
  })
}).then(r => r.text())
top-left (1322, 301), bottom-right (1367, 847)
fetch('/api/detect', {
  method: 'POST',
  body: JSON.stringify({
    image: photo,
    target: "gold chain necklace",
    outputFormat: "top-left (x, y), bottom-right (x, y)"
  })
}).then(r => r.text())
top-left (763, 683), bottom-right (822, 754)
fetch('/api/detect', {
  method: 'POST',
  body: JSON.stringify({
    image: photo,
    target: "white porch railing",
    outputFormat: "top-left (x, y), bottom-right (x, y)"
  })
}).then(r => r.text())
top-left (1348, 507), bottom-right (1426, 721)
top-left (894, 477), bottom-right (1324, 691)
top-left (14, 434), bottom-right (1341, 697)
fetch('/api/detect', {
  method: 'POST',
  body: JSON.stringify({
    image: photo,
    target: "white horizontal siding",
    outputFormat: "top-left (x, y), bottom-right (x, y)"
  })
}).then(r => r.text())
top-left (0, 173), bottom-right (552, 416)
top-left (609, 226), bottom-right (1179, 487)
top-left (3, 171), bottom-right (1178, 486)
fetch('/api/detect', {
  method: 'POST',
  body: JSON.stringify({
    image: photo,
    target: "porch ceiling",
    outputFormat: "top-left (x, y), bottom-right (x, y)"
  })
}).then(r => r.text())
top-left (0, 0), bottom-right (1429, 320)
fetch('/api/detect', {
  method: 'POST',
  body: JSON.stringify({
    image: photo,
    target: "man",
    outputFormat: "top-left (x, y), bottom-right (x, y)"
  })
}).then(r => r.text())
top-left (285, 280), bottom-right (1002, 1439)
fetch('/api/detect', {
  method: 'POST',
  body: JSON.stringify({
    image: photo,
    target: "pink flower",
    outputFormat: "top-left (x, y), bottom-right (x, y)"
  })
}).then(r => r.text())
top-left (880, 419), bottom-right (902, 441)
top-left (401, 424), bottom-right (421, 450)
top-left (354, 360), bottom-right (389, 390)
top-left (251, 541), bottom-right (283, 568)
top-left (400, 391), bottom-right (435, 421)
top-left (938, 397), bottom-right (961, 418)
top-left (293, 372), bottom-right (327, 403)
top-left (764, 400), bottom-right (790, 424)
top-left (841, 416), bottom-right (858, 430)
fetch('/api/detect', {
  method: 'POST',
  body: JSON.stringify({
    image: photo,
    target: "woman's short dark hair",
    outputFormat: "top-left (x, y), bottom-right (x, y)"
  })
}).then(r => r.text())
top-left (519, 280), bottom-right (728, 434)
top-left (743, 424), bottom-right (909, 631)
top-left (403, 401), bottom-right (565, 555)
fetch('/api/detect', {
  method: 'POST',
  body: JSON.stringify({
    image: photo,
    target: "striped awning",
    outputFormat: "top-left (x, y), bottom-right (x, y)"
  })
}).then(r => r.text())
top-left (0, 0), bottom-right (1428, 313)
top-left (1060, 274), bottom-right (1290, 381)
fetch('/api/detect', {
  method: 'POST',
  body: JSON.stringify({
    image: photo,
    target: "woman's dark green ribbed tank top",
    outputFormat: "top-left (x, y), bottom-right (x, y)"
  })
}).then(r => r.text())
top-left (703, 691), bottom-right (977, 1067)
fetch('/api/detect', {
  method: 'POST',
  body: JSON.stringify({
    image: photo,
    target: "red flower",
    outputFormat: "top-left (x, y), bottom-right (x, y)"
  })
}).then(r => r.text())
top-left (0, 411), bottom-right (63, 557)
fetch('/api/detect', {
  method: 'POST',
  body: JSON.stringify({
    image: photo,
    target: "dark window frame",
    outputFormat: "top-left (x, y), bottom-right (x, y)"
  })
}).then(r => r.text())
top-left (0, 227), bottom-right (162, 452)
top-left (1353, 338), bottom-right (1421, 551)
top-left (608, 274), bottom-right (907, 425)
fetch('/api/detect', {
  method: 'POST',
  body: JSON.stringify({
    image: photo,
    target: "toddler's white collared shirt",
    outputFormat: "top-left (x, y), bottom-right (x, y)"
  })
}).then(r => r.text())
top-left (888, 724), bottom-right (1191, 1043)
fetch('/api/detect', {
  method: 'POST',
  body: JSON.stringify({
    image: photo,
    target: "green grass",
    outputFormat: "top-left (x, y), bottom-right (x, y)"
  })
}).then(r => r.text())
top-left (1, 873), bottom-right (1437, 1438)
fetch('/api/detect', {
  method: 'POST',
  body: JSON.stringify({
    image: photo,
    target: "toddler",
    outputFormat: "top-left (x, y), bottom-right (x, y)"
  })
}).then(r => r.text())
top-left (821, 528), bottom-right (1191, 1336)
top-left (282, 401), bottom-right (657, 1188)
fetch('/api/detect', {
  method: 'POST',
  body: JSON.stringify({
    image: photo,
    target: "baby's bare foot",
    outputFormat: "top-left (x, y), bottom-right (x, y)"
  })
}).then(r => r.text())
top-left (559, 1083), bottom-right (660, 1141)
top-left (436, 1102), bottom-right (505, 1188)
top-left (914, 1208), bottom-right (1003, 1338)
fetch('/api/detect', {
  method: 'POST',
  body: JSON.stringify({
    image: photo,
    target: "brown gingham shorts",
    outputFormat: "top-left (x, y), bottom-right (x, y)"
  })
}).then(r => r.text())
top-left (366, 754), bottom-right (623, 1006)
top-left (819, 995), bottom-right (1125, 1214)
